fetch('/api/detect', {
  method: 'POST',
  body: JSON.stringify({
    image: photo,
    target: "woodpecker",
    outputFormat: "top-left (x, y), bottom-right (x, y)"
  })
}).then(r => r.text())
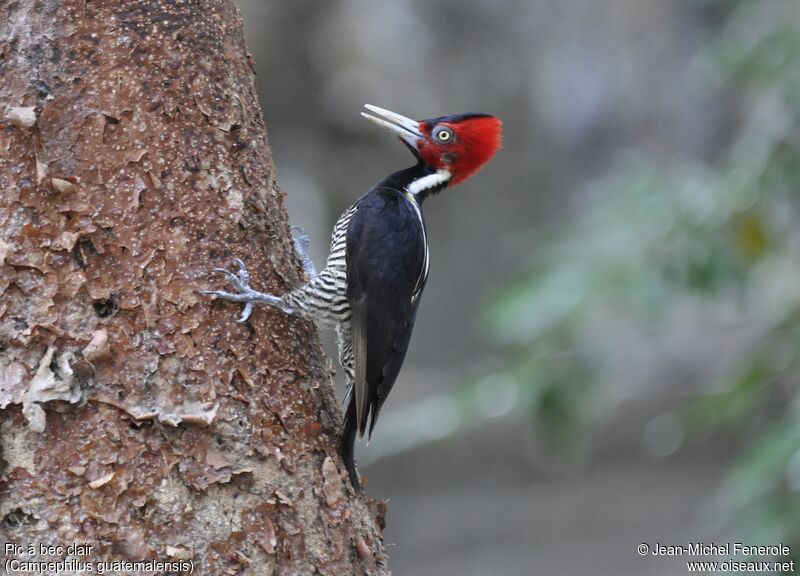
top-left (202, 105), bottom-right (502, 491)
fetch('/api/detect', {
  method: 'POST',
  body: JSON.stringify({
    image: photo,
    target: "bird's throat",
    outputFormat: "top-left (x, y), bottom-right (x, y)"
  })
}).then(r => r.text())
top-left (406, 168), bottom-right (451, 199)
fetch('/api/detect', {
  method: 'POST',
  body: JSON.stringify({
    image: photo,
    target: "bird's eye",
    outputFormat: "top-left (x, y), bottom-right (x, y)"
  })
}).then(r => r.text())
top-left (434, 126), bottom-right (453, 143)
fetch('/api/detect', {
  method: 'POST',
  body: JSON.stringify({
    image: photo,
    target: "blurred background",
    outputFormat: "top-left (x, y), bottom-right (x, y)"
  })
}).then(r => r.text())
top-left (237, 1), bottom-right (800, 574)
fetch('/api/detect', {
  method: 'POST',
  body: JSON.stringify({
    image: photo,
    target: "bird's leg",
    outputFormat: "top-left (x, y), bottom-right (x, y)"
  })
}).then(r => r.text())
top-left (200, 258), bottom-right (295, 322)
top-left (291, 226), bottom-right (316, 278)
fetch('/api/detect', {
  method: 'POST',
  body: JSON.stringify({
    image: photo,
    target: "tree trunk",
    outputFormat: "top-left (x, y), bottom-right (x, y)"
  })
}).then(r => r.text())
top-left (0, 1), bottom-right (389, 574)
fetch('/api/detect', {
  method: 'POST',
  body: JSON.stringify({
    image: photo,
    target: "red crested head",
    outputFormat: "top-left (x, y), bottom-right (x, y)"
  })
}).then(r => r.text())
top-left (362, 105), bottom-right (502, 188)
top-left (416, 113), bottom-right (503, 185)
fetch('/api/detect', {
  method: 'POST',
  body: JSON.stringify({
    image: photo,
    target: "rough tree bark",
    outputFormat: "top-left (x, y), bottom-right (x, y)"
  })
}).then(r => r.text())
top-left (0, 1), bottom-right (389, 574)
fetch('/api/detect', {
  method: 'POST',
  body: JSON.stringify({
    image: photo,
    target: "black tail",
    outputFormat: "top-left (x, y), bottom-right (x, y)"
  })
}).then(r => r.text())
top-left (339, 397), bottom-right (361, 492)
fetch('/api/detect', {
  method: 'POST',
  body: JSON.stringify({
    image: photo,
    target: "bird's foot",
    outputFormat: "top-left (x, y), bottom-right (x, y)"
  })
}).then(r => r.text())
top-left (291, 226), bottom-right (317, 278)
top-left (200, 258), bottom-right (292, 322)
top-left (291, 226), bottom-right (310, 255)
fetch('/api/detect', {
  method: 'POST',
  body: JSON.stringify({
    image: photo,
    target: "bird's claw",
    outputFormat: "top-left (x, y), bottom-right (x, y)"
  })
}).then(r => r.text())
top-left (209, 259), bottom-right (251, 291)
top-left (202, 258), bottom-right (293, 319)
top-left (233, 257), bottom-right (248, 276)
top-left (290, 226), bottom-right (316, 278)
top-left (210, 269), bottom-right (242, 290)
top-left (202, 259), bottom-right (257, 322)
top-left (238, 302), bottom-right (254, 323)
top-left (291, 226), bottom-right (310, 254)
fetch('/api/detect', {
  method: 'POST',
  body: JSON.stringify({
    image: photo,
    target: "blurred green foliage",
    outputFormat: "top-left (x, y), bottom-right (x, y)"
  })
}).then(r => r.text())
top-left (484, 0), bottom-right (800, 560)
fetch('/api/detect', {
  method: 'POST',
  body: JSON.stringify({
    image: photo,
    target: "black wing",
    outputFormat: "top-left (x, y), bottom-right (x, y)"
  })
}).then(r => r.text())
top-left (346, 188), bottom-right (427, 438)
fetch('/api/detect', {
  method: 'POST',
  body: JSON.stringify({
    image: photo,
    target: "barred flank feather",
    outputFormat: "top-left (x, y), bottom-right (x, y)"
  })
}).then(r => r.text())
top-left (283, 204), bottom-right (358, 325)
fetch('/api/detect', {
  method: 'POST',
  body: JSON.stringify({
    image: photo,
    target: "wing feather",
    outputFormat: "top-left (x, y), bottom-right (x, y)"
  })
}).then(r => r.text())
top-left (351, 296), bottom-right (369, 437)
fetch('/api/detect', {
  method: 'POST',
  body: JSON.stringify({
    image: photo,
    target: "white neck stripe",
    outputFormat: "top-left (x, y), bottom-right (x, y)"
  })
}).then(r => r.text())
top-left (406, 169), bottom-right (451, 196)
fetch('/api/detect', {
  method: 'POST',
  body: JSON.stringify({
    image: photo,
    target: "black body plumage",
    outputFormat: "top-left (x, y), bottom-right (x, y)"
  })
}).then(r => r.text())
top-left (339, 167), bottom-right (433, 489)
